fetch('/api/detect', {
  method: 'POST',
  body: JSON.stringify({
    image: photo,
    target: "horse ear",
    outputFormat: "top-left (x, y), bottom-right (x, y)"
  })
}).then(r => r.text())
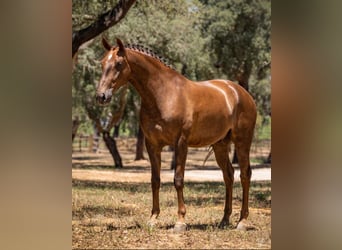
top-left (102, 37), bottom-right (112, 51)
top-left (116, 38), bottom-right (126, 56)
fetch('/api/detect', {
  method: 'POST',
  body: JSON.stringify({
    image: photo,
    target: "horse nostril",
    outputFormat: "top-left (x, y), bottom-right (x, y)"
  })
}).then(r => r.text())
top-left (96, 93), bottom-right (106, 103)
top-left (101, 93), bottom-right (106, 101)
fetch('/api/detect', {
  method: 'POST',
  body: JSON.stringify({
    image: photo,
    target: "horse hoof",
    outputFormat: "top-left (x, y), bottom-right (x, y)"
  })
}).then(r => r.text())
top-left (173, 222), bottom-right (187, 233)
top-left (236, 219), bottom-right (248, 231)
top-left (218, 220), bottom-right (229, 229)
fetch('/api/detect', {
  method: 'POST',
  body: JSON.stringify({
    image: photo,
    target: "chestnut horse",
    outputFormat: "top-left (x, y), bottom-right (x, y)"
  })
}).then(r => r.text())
top-left (96, 38), bottom-right (257, 232)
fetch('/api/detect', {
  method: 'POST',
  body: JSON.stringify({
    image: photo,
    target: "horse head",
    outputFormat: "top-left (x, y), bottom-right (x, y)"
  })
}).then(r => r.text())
top-left (96, 38), bottom-right (131, 105)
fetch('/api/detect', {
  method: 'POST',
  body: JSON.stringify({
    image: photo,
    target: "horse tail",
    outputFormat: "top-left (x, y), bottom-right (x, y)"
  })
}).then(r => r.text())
top-left (202, 146), bottom-right (214, 167)
top-left (202, 137), bottom-right (232, 167)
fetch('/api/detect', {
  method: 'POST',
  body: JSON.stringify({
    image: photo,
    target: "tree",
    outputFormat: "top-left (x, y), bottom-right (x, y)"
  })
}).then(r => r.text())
top-left (72, 0), bottom-right (137, 58)
top-left (72, 116), bottom-right (80, 142)
top-left (200, 0), bottom-right (271, 92)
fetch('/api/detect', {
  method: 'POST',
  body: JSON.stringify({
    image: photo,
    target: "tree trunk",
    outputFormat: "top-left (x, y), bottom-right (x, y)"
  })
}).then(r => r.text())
top-left (181, 64), bottom-right (187, 76)
top-left (236, 62), bottom-right (252, 92)
top-left (103, 132), bottom-right (123, 168)
top-left (238, 80), bottom-right (249, 92)
top-left (92, 124), bottom-right (100, 153)
top-left (113, 124), bottom-right (120, 138)
top-left (135, 126), bottom-right (145, 160)
top-left (72, 118), bottom-right (80, 142)
top-left (265, 151), bottom-right (271, 164)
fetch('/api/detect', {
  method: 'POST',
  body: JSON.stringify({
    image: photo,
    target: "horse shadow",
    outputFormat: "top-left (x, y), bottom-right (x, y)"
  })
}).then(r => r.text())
top-left (105, 222), bottom-right (238, 232)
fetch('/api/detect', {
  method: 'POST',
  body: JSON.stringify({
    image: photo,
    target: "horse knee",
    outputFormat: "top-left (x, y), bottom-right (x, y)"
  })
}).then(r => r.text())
top-left (174, 176), bottom-right (184, 190)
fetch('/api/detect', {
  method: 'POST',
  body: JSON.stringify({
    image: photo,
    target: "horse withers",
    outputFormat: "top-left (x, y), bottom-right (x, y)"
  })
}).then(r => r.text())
top-left (96, 38), bottom-right (257, 232)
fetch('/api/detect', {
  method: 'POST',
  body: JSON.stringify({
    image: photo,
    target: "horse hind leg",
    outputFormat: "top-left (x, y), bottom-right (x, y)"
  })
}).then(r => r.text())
top-left (235, 141), bottom-right (252, 231)
top-left (232, 120), bottom-right (255, 231)
top-left (212, 136), bottom-right (234, 229)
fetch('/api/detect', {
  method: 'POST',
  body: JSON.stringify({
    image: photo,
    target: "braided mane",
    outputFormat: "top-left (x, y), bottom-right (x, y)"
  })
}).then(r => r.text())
top-left (124, 44), bottom-right (174, 70)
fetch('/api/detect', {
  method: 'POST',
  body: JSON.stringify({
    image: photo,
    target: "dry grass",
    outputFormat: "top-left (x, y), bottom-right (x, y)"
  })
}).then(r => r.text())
top-left (72, 180), bottom-right (271, 249)
top-left (72, 139), bottom-right (271, 249)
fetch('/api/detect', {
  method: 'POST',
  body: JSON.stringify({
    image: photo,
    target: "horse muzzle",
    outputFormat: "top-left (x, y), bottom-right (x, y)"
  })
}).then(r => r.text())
top-left (96, 88), bottom-right (113, 105)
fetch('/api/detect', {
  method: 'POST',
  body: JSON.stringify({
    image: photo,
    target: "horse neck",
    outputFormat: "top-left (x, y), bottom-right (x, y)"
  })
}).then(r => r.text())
top-left (126, 50), bottom-right (176, 107)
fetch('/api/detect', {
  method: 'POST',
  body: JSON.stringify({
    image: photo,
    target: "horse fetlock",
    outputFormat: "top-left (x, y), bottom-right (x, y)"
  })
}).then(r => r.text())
top-left (178, 207), bottom-right (186, 218)
top-left (240, 209), bottom-right (249, 220)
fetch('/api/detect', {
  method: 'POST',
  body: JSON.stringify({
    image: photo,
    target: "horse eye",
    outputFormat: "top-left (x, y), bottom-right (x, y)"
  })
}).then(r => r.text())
top-left (115, 61), bottom-right (123, 70)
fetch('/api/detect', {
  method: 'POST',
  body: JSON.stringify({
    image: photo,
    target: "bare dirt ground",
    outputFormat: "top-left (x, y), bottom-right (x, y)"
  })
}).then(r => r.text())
top-left (72, 138), bottom-right (271, 249)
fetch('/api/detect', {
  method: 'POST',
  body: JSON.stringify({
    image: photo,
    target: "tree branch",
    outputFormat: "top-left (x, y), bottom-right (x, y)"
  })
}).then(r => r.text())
top-left (72, 0), bottom-right (136, 58)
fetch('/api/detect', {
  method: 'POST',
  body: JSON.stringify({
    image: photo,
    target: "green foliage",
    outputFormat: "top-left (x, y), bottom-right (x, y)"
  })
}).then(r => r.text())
top-left (104, 0), bottom-right (214, 80)
top-left (200, 0), bottom-right (271, 78)
top-left (72, 0), bottom-right (119, 30)
top-left (256, 116), bottom-right (271, 140)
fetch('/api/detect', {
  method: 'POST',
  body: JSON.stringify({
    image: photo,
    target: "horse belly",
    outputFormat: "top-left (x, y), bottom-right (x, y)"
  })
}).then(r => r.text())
top-left (187, 115), bottom-right (232, 147)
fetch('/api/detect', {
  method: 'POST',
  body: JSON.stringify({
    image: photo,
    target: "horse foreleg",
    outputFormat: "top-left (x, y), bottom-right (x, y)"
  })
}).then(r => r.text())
top-left (145, 139), bottom-right (162, 227)
top-left (173, 135), bottom-right (188, 232)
